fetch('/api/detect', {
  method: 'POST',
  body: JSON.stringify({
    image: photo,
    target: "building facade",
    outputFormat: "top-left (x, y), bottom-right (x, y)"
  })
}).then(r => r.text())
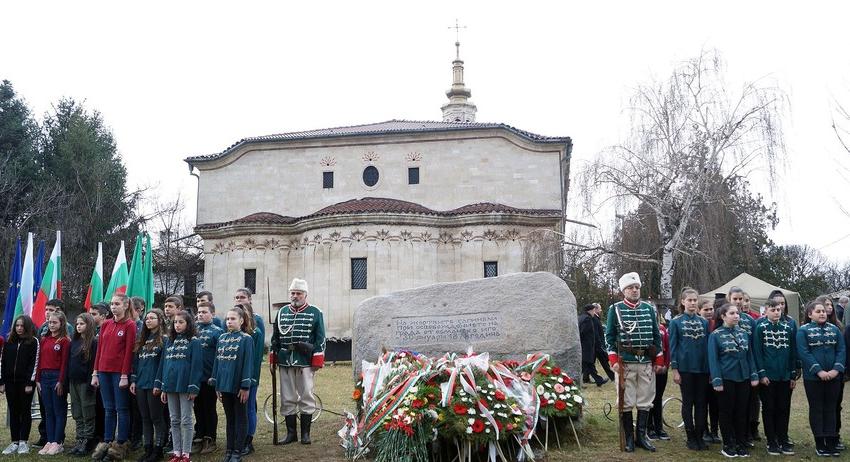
top-left (185, 46), bottom-right (572, 341)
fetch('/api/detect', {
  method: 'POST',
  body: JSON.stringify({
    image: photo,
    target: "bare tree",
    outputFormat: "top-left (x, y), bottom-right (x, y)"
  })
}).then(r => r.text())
top-left (150, 194), bottom-right (203, 297)
top-left (579, 50), bottom-right (786, 299)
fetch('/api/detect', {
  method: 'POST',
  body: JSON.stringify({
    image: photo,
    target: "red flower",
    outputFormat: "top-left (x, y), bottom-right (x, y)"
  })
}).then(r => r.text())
top-left (564, 376), bottom-right (574, 385)
top-left (427, 392), bottom-right (436, 400)
top-left (472, 419), bottom-right (485, 433)
top-left (503, 360), bottom-right (519, 369)
top-left (454, 403), bottom-right (468, 415)
top-left (494, 390), bottom-right (506, 401)
top-left (538, 368), bottom-right (549, 376)
top-left (551, 367), bottom-right (562, 376)
top-left (352, 389), bottom-right (362, 400)
top-left (412, 399), bottom-right (425, 409)
top-left (540, 398), bottom-right (548, 407)
top-left (555, 400), bottom-right (566, 410)
top-left (496, 420), bottom-right (504, 431)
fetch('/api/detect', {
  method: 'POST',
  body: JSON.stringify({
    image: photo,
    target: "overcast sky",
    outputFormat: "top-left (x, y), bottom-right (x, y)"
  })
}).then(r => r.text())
top-left (3, 1), bottom-right (849, 262)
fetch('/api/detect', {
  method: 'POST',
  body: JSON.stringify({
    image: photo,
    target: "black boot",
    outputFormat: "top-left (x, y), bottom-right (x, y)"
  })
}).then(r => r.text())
top-left (695, 427), bottom-right (708, 450)
top-left (622, 411), bottom-right (635, 452)
top-left (635, 410), bottom-right (656, 452)
top-left (685, 430), bottom-right (699, 450)
top-left (148, 445), bottom-right (164, 462)
top-left (281, 415), bottom-right (298, 445)
top-left (240, 435), bottom-right (254, 456)
top-left (300, 413), bottom-right (312, 444)
top-left (137, 445), bottom-right (152, 462)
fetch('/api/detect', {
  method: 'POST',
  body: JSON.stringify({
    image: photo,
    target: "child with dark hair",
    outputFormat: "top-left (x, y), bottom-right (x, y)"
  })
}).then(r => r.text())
top-left (192, 302), bottom-right (223, 454)
top-left (156, 310), bottom-right (202, 462)
top-left (708, 303), bottom-right (759, 458)
top-left (646, 313), bottom-right (671, 442)
top-left (752, 299), bottom-right (797, 456)
top-left (131, 309), bottom-right (167, 462)
top-left (1, 315), bottom-right (39, 455)
top-left (797, 301), bottom-right (846, 456)
top-left (698, 299), bottom-right (721, 445)
top-left (727, 287), bottom-right (761, 446)
top-left (37, 311), bottom-right (71, 455)
top-left (68, 313), bottom-right (99, 456)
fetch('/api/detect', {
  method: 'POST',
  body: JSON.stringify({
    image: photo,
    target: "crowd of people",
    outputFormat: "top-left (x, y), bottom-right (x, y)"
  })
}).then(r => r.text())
top-left (591, 272), bottom-right (849, 458)
top-left (0, 278), bottom-right (326, 462)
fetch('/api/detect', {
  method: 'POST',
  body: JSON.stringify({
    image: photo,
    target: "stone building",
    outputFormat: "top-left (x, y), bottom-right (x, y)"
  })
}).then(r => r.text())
top-left (185, 43), bottom-right (572, 345)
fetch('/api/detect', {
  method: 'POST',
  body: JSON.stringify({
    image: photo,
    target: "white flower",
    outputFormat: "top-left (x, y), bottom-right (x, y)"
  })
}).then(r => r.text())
top-left (485, 428), bottom-right (491, 433)
top-left (466, 427), bottom-right (473, 434)
top-left (468, 409), bottom-right (477, 415)
top-left (545, 382), bottom-right (553, 388)
top-left (543, 392), bottom-right (551, 399)
top-left (574, 396), bottom-right (583, 403)
top-left (536, 385), bottom-right (545, 394)
top-left (468, 418), bottom-right (475, 425)
top-left (409, 386), bottom-right (418, 393)
top-left (488, 384), bottom-right (494, 389)
top-left (459, 390), bottom-right (466, 396)
top-left (461, 397), bottom-right (468, 402)
top-left (559, 394), bottom-right (567, 400)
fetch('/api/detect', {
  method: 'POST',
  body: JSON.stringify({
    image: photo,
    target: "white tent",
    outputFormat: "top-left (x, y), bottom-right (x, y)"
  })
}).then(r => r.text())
top-left (700, 272), bottom-right (802, 322)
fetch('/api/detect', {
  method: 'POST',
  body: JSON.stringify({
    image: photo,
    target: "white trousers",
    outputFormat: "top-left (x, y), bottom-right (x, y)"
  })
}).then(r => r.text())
top-left (278, 366), bottom-right (317, 415)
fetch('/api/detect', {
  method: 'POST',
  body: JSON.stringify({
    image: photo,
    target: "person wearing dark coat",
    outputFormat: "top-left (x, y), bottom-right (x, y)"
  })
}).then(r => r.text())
top-left (579, 304), bottom-right (609, 386)
top-left (592, 305), bottom-right (616, 381)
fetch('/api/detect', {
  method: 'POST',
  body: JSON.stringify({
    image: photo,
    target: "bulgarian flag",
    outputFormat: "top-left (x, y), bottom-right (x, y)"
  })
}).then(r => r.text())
top-left (84, 242), bottom-right (104, 310)
top-left (126, 234), bottom-right (145, 300)
top-left (13, 233), bottom-right (35, 320)
top-left (104, 241), bottom-right (129, 301)
top-left (32, 231), bottom-right (62, 327)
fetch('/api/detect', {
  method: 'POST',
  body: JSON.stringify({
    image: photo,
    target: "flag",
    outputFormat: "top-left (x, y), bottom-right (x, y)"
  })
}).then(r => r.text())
top-left (143, 233), bottom-right (155, 310)
top-left (104, 241), bottom-right (129, 301)
top-left (13, 233), bottom-right (34, 320)
top-left (126, 234), bottom-right (145, 300)
top-left (32, 231), bottom-right (62, 327)
top-left (1, 238), bottom-right (22, 338)
top-left (84, 242), bottom-right (104, 311)
top-left (32, 239), bottom-right (45, 300)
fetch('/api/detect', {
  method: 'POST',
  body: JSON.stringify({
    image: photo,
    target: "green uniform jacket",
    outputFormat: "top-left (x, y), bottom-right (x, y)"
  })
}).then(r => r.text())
top-left (270, 304), bottom-right (326, 368)
top-left (604, 299), bottom-right (663, 364)
top-left (752, 318), bottom-right (797, 381)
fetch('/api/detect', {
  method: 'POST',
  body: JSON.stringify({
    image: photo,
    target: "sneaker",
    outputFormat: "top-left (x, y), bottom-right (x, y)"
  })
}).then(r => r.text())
top-left (766, 444), bottom-right (781, 456)
top-left (2, 443), bottom-right (19, 455)
top-left (836, 440), bottom-right (846, 451)
top-left (47, 442), bottom-right (64, 455)
top-left (657, 430), bottom-right (671, 441)
top-left (646, 429), bottom-right (658, 441)
top-left (721, 446), bottom-right (738, 458)
top-left (780, 443), bottom-right (795, 455)
top-left (168, 453), bottom-right (182, 462)
top-left (816, 448), bottom-right (832, 457)
top-left (737, 446), bottom-right (750, 458)
top-left (39, 442), bottom-right (55, 455)
top-left (17, 442), bottom-right (30, 454)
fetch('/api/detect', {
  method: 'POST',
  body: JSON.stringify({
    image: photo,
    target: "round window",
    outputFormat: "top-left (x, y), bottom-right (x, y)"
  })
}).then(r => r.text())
top-left (363, 166), bottom-right (379, 187)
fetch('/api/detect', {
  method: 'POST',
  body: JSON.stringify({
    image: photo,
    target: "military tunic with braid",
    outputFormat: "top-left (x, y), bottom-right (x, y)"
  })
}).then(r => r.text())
top-left (270, 304), bottom-right (327, 368)
top-left (605, 299), bottom-right (664, 364)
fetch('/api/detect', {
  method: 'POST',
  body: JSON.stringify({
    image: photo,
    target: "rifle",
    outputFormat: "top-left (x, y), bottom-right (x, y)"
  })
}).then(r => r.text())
top-left (267, 277), bottom-right (279, 445)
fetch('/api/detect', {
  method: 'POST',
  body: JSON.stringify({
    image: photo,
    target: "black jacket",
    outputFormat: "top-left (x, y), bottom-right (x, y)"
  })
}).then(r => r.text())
top-left (578, 313), bottom-right (596, 363)
top-left (0, 337), bottom-right (39, 386)
top-left (592, 315), bottom-right (607, 357)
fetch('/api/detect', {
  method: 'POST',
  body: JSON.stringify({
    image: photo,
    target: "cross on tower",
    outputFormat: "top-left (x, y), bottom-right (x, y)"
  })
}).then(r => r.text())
top-left (448, 19), bottom-right (467, 58)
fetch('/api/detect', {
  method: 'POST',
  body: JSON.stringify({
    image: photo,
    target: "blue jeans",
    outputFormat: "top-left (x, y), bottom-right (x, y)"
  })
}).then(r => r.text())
top-left (98, 372), bottom-right (130, 442)
top-left (40, 370), bottom-right (68, 443)
top-left (247, 385), bottom-right (258, 436)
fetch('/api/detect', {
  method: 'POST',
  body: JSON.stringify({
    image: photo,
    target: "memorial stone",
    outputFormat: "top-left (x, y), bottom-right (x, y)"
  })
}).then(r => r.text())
top-left (352, 271), bottom-right (581, 380)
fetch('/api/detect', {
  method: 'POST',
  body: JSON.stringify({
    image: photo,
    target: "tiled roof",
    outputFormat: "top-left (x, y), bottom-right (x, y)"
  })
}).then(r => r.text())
top-left (196, 197), bottom-right (561, 230)
top-left (185, 119), bottom-right (571, 163)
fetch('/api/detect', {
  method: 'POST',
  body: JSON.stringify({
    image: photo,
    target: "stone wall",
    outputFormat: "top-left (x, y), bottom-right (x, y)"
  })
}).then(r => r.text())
top-left (203, 224), bottom-right (556, 340)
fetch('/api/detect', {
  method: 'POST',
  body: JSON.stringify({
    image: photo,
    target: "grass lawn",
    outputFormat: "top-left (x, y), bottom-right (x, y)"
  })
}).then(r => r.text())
top-left (3, 362), bottom-right (848, 461)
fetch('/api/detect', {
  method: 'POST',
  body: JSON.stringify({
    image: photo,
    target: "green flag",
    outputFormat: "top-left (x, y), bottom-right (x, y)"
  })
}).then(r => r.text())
top-left (143, 233), bottom-right (155, 310)
top-left (126, 234), bottom-right (145, 300)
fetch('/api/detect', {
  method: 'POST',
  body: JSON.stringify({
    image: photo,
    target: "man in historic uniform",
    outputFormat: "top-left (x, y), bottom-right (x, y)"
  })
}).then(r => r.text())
top-left (605, 272), bottom-right (664, 452)
top-left (269, 278), bottom-right (326, 445)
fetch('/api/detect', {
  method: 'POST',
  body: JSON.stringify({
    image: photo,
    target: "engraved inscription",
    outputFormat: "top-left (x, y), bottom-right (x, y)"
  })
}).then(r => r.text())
top-left (392, 313), bottom-right (502, 345)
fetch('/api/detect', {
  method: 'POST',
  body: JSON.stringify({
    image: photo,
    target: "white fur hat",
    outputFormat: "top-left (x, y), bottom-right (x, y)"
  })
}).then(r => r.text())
top-left (288, 278), bottom-right (309, 293)
top-left (618, 272), bottom-right (641, 292)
